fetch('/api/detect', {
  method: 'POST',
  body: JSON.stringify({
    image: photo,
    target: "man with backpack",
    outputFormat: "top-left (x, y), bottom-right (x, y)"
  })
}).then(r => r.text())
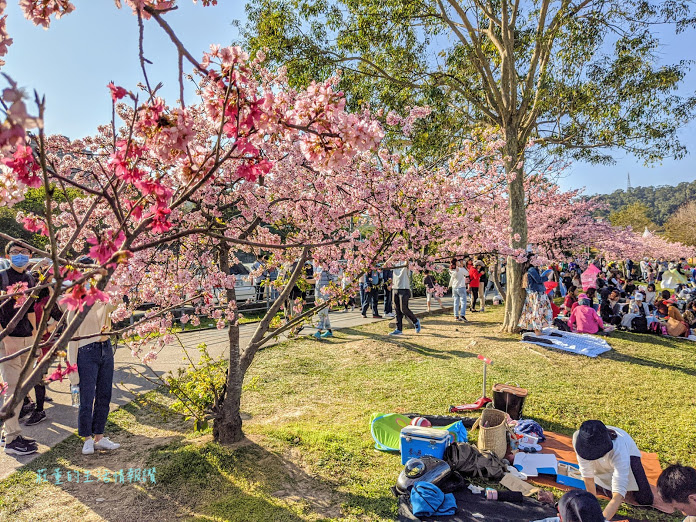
top-left (0, 241), bottom-right (39, 456)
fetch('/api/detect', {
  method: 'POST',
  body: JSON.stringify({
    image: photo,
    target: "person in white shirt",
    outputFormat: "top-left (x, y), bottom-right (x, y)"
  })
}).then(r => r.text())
top-left (389, 260), bottom-right (420, 336)
top-left (573, 420), bottom-right (653, 520)
top-left (657, 465), bottom-right (696, 522)
top-left (67, 257), bottom-right (121, 456)
top-left (448, 257), bottom-right (469, 322)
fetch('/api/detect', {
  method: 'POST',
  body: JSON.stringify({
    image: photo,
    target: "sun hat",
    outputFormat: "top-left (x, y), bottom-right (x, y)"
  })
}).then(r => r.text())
top-left (635, 292), bottom-right (644, 301)
top-left (577, 293), bottom-right (588, 300)
top-left (574, 420), bottom-right (613, 461)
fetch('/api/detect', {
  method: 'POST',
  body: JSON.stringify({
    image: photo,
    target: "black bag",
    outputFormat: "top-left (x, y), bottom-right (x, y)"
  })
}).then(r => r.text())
top-left (553, 317), bottom-right (571, 332)
top-left (631, 316), bottom-right (648, 333)
top-left (443, 442), bottom-right (506, 481)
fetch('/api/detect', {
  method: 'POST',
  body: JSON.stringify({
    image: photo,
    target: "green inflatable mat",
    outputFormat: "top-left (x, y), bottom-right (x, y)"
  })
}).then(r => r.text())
top-left (370, 413), bottom-right (468, 452)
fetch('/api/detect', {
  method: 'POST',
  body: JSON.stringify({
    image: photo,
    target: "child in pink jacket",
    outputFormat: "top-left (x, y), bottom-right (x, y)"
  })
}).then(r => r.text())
top-left (569, 295), bottom-right (605, 334)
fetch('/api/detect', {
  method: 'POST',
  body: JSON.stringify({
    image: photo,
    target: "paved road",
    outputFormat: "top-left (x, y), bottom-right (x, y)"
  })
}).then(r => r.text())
top-left (0, 295), bottom-right (456, 479)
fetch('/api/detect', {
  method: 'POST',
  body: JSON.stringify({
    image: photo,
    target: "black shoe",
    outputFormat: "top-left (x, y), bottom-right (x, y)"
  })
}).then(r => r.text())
top-left (461, 316), bottom-right (468, 321)
top-left (19, 402), bottom-right (35, 419)
top-left (44, 396), bottom-right (53, 402)
top-left (4, 436), bottom-right (38, 455)
top-left (362, 314), bottom-right (367, 318)
top-left (372, 314), bottom-right (383, 319)
top-left (25, 410), bottom-right (46, 426)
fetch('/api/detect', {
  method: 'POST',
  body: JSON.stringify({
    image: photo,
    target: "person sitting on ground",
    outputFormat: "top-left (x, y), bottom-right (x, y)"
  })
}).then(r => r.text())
top-left (532, 489), bottom-right (606, 522)
top-left (569, 295), bottom-right (605, 334)
top-left (665, 304), bottom-right (690, 338)
top-left (657, 464), bottom-right (696, 522)
top-left (682, 300), bottom-right (696, 329)
top-left (595, 272), bottom-right (607, 290)
top-left (562, 271), bottom-right (573, 291)
top-left (645, 283), bottom-right (657, 308)
top-left (563, 285), bottom-right (578, 313)
top-left (572, 271), bottom-right (582, 289)
top-left (656, 290), bottom-right (673, 318)
top-left (599, 289), bottom-right (622, 325)
top-left (573, 420), bottom-right (654, 521)
top-left (585, 287), bottom-right (598, 310)
top-left (624, 279), bottom-right (637, 296)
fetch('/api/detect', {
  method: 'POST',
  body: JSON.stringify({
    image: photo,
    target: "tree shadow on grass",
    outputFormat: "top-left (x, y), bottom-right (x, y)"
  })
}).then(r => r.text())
top-left (601, 349), bottom-right (696, 378)
top-left (2, 405), bottom-right (395, 521)
top-left (338, 327), bottom-right (477, 360)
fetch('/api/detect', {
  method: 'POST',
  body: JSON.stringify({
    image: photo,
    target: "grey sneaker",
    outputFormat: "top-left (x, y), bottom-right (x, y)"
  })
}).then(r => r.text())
top-left (24, 410), bottom-right (46, 426)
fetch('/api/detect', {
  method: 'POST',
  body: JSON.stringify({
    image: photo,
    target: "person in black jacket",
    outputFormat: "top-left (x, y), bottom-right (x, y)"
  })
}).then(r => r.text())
top-left (599, 289), bottom-right (622, 325)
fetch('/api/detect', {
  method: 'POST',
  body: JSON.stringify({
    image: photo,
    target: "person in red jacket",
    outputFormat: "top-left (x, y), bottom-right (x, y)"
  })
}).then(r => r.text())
top-left (468, 260), bottom-right (482, 312)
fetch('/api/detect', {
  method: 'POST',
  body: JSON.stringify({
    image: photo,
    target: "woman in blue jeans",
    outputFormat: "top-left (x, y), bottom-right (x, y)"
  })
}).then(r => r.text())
top-left (67, 257), bottom-right (120, 455)
top-left (449, 258), bottom-right (469, 321)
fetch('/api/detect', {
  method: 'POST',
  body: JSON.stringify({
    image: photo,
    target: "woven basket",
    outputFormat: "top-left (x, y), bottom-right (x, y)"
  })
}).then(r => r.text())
top-left (472, 408), bottom-right (508, 458)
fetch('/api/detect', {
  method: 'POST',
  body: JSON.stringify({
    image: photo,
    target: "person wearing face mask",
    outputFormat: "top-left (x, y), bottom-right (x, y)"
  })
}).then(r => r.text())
top-left (0, 241), bottom-right (38, 456)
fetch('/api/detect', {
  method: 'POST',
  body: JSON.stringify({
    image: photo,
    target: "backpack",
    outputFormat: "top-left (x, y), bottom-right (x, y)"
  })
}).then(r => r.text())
top-left (443, 442), bottom-right (506, 481)
top-left (631, 315), bottom-right (648, 334)
top-left (648, 321), bottom-right (666, 336)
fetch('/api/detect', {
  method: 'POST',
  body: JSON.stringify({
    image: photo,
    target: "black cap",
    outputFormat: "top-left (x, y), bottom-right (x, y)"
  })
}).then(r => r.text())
top-left (558, 490), bottom-right (605, 522)
top-left (574, 420), bottom-right (613, 461)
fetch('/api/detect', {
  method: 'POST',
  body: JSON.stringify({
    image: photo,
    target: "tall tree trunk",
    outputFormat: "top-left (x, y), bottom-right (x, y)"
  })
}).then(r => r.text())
top-left (491, 255), bottom-right (506, 301)
top-left (213, 244), bottom-right (244, 443)
top-left (501, 130), bottom-right (528, 333)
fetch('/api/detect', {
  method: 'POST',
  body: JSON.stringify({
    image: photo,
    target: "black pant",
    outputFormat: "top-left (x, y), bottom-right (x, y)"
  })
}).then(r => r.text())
top-left (394, 289), bottom-right (418, 331)
top-left (34, 383), bottom-right (46, 412)
top-left (595, 455), bottom-right (653, 506)
top-left (384, 288), bottom-right (393, 314)
top-left (361, 286), bottom-right (378, 316)
top-left (470, 287), bottom-right (479, 310)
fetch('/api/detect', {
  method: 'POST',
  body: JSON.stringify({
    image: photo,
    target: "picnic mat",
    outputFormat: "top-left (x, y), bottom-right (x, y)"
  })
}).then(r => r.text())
top-left (397, 488), bottom-right (557, 522)
top-left (521, 329), bottom-right (612, 357)
top-left (530, 431), bottom-right (673, 514)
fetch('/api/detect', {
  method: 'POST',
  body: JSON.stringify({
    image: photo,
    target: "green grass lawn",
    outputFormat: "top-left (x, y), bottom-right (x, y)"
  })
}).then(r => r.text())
top-left (1, 306), bottom-right (694, 521)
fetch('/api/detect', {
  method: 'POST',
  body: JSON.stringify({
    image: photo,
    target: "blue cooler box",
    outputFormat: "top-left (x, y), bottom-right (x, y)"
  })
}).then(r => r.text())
top-left (400, 426), bottom-right (452, 465)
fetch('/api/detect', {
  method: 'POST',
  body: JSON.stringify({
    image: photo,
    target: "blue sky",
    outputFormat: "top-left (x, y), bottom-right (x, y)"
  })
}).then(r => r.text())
top-left (3, 1), bottom-right (694, 196)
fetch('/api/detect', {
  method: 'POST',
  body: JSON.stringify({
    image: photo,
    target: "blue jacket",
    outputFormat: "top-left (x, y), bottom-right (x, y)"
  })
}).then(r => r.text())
top-left (527, 267), bottom-right (547, 294)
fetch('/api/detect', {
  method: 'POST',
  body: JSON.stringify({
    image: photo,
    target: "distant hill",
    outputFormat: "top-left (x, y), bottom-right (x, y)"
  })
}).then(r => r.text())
top-left (593, 180), bottom-right (696, 226)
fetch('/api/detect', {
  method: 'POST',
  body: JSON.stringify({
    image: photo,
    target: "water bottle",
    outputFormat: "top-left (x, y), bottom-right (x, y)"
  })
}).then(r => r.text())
top-left (71, 385), bottom-right (80, 408)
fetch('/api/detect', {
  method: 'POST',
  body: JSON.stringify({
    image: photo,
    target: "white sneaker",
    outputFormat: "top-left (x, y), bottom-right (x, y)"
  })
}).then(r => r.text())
top-left (82, 438), bottom-right (94, 455)
top-left (94, 437), bottom-right (120, 451)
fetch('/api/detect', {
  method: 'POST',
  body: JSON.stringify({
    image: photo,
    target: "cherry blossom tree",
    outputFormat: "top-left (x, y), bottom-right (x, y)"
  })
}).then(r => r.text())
top-left (0, 1), bottom-right (507, 442)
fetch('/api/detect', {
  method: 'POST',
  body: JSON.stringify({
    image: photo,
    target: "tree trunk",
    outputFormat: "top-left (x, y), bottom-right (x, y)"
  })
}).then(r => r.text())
top-left (213, 244), bottom-right (245, 443)
top-left (501, 130), bottom-right (528, 333)
top-left (492, 255), bottom-right (506, 301)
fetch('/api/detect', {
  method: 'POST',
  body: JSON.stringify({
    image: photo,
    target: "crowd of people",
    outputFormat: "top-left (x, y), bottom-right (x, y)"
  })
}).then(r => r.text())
top-left (519, 254), bottom-right (696, 339)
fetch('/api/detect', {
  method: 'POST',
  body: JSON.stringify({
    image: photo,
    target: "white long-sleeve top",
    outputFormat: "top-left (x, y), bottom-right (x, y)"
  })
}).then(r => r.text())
top-left (573, 426), bottom-right (641, 497)
top-left (449, 267), bottom-right (469, 288)
top-left (67, 302), bottom-right (115, 385)
top-left (392, 263), bottom-right (411, 290)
